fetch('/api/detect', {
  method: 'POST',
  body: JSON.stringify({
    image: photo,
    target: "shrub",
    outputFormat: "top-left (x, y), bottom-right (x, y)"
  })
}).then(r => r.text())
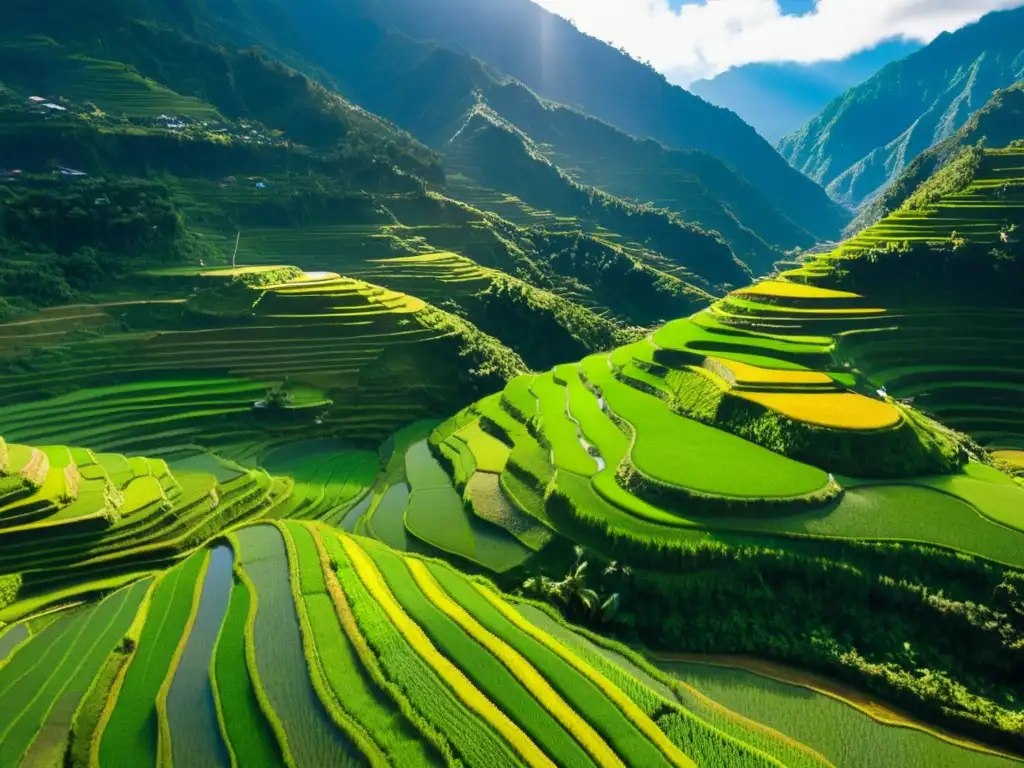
top-left (102, 479), bottom-right (125, 524)
top-left (0, 572), bottom-right (22, 611)
top-left (61, 463), bottom-right (82, 503)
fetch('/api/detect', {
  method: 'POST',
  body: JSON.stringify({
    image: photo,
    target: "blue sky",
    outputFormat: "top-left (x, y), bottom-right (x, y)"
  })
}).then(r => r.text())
top-left (534, 0), bottom-right (1024, 84)
top-left (670, 0), bottom-right (815, 12)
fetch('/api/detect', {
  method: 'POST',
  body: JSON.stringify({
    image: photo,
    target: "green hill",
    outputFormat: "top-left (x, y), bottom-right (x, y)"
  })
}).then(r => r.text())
top-left (427, 145), bottom-right (1024, 753)
top-left (445, 106), bottom-right (751, 288)
top-left (107, 0), bottom-right (831, 272)
top-left (446, 84), bottom-right (816, 275)
top-left (0, 268), bottom-right (526, 452)
top-left (778, 7), bottom-right (1024, 208)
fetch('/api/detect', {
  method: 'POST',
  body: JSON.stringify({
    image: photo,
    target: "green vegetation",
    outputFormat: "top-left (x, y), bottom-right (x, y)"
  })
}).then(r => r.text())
top-left (235, 525), bottom-right (359, 766)
top-left (427, 141), bottom-right (1024, 756)
top-left (851, 82), bottom-right (1024, 234)
top-left (99, 551), bottom-right (206, 767)
top-left (778, 9), bottom-right (1024, 207)
top-left (211, 565), bottom-right (284, 767)
top-left (663, 661), bottom-right (1022, 768)
top-left (164, 544), bottom-right (233, 767)
top-left (0, 579), bottom-right (148, 766)
top-left (0, 0), bottom-right (1023, 763)
top-left (364, 540), bottom-right (597, 767)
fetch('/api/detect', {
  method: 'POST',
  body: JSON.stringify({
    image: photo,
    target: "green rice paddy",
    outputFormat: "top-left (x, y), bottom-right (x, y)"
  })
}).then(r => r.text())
top-left (165, 544), bottom-right (234, 767)
top-left (427, 146), bottom-right (1024, 579)
top-left (662, 661), bottom-right (1022, 768)
top-left (235, 525), bottom-right (360, 767)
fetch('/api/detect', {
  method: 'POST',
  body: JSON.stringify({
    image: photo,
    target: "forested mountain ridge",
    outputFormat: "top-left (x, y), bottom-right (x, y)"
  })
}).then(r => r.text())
top-left (849, 81), bottom-right (1024, 234)
top-left (350, 0), bottom-right (852, 241)
top-left (778, 6), bottom-right (1024, 208)
top-left (0, 0), bottom-right (727, 372)
top-left (4, 0), bottom-right (811, 281)
top-left (187, 0), bottom-right (823, 271)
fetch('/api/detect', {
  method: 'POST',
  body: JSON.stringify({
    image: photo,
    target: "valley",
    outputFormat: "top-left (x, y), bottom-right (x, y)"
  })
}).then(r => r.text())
top-left (0, 1), bottom-right (1023, 766)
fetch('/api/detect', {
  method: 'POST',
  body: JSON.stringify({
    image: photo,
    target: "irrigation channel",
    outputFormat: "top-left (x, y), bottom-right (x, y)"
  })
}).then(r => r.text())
top-left (166, 544), bottom-right (234, 767)
top-left (565, 385), bottom-right (606, 472)
top-left (656, 654), bottom-right (1024, 768)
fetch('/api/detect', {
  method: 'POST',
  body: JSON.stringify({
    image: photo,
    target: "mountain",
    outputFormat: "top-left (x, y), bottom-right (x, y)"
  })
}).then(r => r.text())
top-left (16, 0), bottom-right (815, 279)
top-left (687, 40), bottom-right (922, 143)
top-left (849, 81), bottom-right (1024, 234)
top-left (0, 0), bottom-right (733, 373)
top-left (778, 6), bottom-right (1024, 208)
top-left (356, 0), bottom-right (852, 241)
top-left (160, 0), bottom-right (824, 273)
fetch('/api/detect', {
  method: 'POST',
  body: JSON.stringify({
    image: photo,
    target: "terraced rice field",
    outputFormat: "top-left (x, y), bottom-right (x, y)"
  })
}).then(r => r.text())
top-left (0, 433), bottom-right (288, 636)
top-left (661, 660), bottom-right (1022, 768)
top-left (0, 38), bottom-right (222, 119)
top-left (0, 521), bottom-right (833, 766)
top-left (0, 267), bottom-right (504, 452)
top-left (0, 579), bottom-right (150, 766)
top-left (836, 149), bottom-right (1024, 255)
top-left (403, 440), bottom-right (530, 572)
top-left (430, 148), bottom-right (1024, 568)
top-left (834, 310), bottom-right (1024, 448)
top-left (994, 450), bottom-right (1024, 469)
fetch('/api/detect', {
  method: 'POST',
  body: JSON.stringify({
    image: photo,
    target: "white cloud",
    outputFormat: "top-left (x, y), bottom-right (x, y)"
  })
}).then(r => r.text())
top-left (531, 0), bottom-right (1024, 84)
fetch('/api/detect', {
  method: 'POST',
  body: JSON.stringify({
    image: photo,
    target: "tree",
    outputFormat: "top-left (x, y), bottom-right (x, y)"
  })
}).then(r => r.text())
top-left (263, 384), bottom-right (294, 409)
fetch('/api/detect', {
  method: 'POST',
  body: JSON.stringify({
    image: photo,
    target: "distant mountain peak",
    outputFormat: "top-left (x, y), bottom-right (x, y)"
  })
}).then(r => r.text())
top-left (686, 39), bottom-right (922, 143)
top-left (778, 5), bottom-right (1024, 208)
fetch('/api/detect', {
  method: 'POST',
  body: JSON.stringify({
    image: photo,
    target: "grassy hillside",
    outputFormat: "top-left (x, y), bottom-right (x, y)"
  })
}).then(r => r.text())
top-left (778, 7), bottom-right (1024, 207)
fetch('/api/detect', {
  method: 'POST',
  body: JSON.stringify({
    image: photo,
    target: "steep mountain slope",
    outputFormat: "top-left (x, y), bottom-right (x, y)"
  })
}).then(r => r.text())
top-left (444, 106), bottom-right (750, 286)
top-left (355, 0), bottom-right (851, 240)
top-left (849, 81), bottom-right (1024, 234)
top-left (688, 40), bottom-right (922, 143)
top-left (171, 0), bottom-right (818, 273)
top-left (475, 82), bottom-right (818, 273)
top-left (0, 0), bottom-right (722, 367)
top-left (779, 7), bottom-right (1024, 208)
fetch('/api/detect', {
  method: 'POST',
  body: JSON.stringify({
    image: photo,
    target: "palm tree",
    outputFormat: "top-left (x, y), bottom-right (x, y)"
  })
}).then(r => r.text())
top-left (553, 557), bottom-right (602, 618)
top-left (521, 573), bottom-right (559, 601)
top-left (524, 546), bottom-right (628, 625)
